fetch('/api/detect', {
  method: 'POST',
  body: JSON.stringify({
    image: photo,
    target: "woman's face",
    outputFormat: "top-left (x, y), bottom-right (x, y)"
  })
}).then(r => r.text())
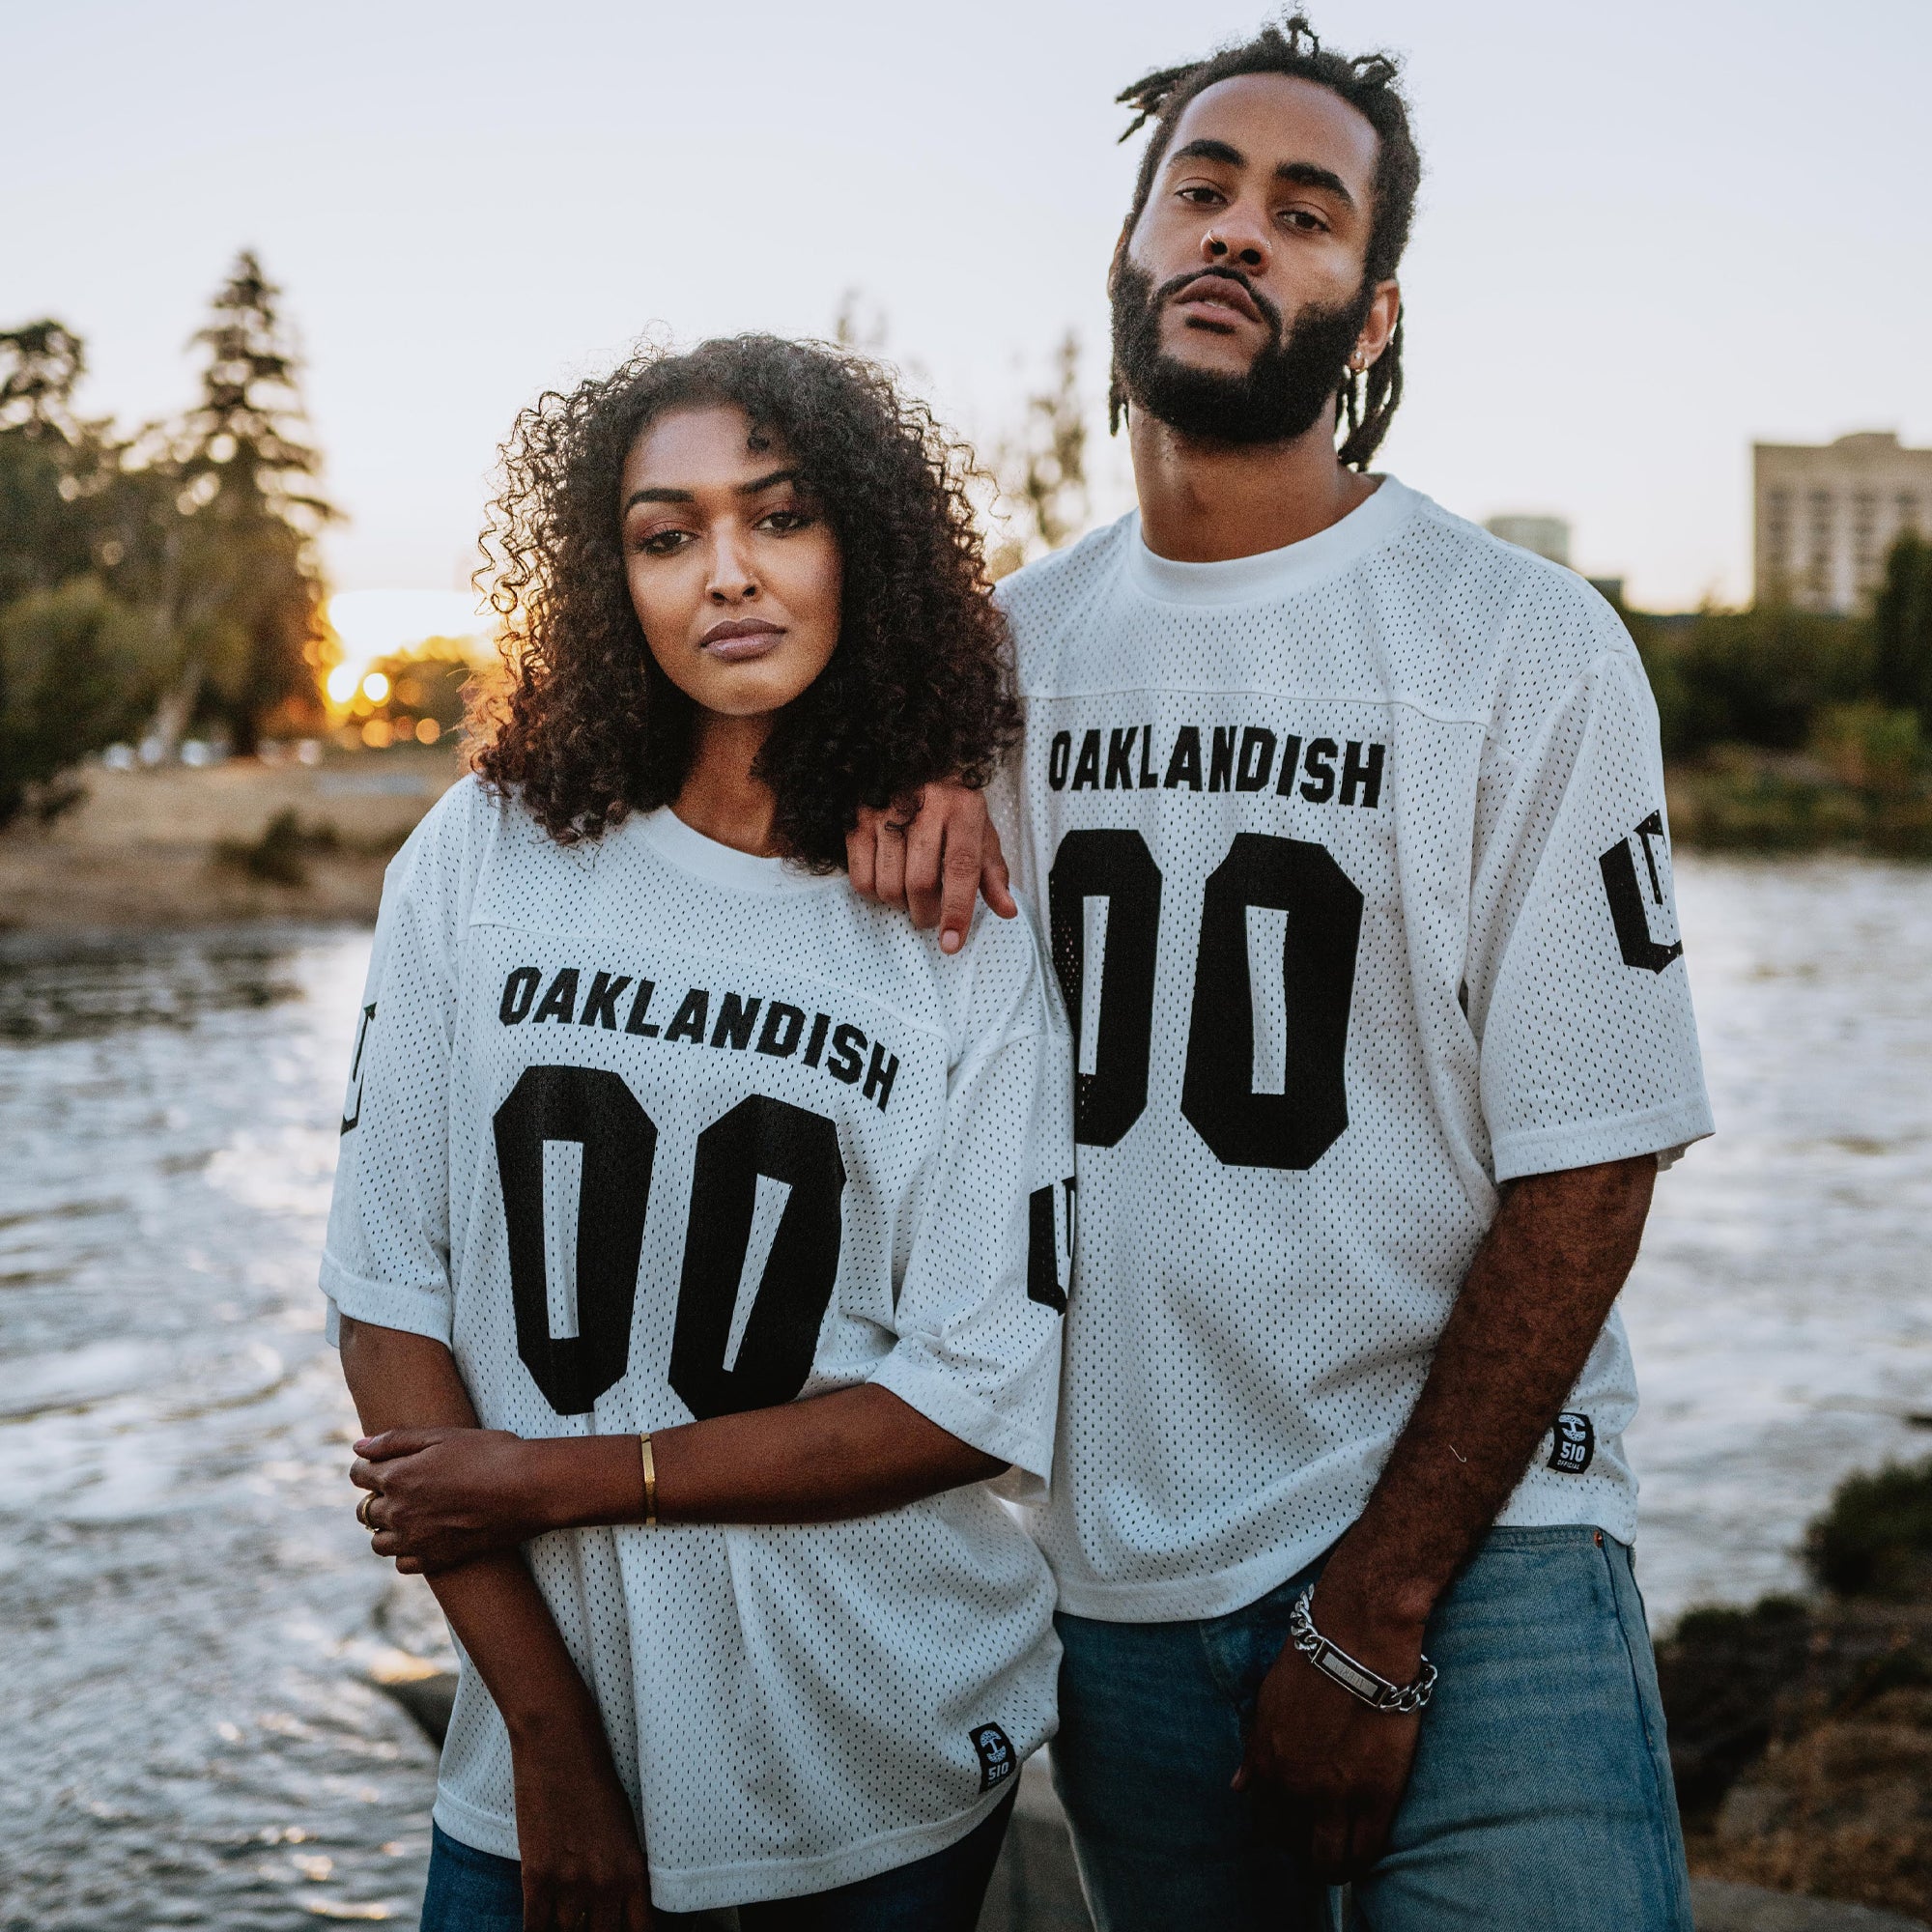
top-left (620, 404), bottom-right (842, 720)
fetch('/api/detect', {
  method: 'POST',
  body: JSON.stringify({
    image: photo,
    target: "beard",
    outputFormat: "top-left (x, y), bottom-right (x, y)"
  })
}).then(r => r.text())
top-left (1110, 257), bottom-right (1373, 446)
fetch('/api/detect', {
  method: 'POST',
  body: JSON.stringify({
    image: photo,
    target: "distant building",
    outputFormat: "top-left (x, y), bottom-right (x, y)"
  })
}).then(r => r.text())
top-left (1485, 514), bottom-right (1571, 567)
top-left (1754, 431), bottom-right (1932, 612)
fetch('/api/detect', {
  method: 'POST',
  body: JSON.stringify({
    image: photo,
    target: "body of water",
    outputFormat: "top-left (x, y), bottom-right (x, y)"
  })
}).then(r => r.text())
top-left (2, 857), bottom-right (1929, 1925)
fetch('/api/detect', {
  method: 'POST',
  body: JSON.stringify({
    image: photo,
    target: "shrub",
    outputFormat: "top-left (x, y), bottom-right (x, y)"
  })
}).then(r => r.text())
top-left (1810, 702), bottom-right (1922, 797)
top-left (1654, 1596), bottom-right (1813, 1820)
top-left (1652, 606), bottom-right (1874, 754)
top-left (1804, 1456), bottom-right (1932, 1600)
top-left (213, 808), bottom-right (338, 887)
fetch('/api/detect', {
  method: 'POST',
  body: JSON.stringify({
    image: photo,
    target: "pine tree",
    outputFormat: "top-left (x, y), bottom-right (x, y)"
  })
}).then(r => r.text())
top-left (0, 321), bottom-right (102, 604)
top-left (164, 251), bottom-right (335, 753)
top-left (990, 333), bottom-right (1091, 580)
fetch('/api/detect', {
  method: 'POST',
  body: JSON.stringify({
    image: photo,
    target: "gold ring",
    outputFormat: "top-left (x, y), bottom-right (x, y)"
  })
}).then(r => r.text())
top-left (357, 1492), bottom-right (378, 1530)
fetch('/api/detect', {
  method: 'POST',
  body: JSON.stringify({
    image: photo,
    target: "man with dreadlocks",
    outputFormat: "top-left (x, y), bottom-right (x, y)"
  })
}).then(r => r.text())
top-left (851, 15), bottom-right (1710, 1928)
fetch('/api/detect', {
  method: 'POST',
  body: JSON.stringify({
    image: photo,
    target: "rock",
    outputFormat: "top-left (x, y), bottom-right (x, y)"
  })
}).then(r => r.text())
top-left (373, 1668), bottom-right (456, 1747)
top-left (1690, 1688), bottom-right (1932, 1924)
top-left (1690, 1877), bottom-right (1931, 1930)
top-left (977, 1754), bottom-right (1932, 1932)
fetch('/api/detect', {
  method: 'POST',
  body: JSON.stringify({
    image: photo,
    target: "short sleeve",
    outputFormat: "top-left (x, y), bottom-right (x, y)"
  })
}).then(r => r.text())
top-left (1468, 638), bottom-right (1714, 1182)
top-left (319, 781), bottom-right (485, 1345)
top-left (982, 749), bottom-right (1028, 898)
top-left (867, 910), bottom-right (1075, 1498)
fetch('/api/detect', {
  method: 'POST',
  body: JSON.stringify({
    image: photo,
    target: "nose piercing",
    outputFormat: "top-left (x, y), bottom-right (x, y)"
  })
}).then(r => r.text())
top-left (1206, 231), bottom-right (1226, 253)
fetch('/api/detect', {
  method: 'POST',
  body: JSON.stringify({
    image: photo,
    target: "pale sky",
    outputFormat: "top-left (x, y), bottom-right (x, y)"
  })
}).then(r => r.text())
top-left (8, 0), bottom-right (1929, 614)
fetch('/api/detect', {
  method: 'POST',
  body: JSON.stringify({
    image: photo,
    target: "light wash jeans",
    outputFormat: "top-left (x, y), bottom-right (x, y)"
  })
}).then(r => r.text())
top-left (1052, 1526), bottom-right (1693, 1932)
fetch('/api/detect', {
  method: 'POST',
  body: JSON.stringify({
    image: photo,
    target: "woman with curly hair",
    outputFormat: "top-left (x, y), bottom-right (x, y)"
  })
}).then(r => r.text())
top-left (321, 336), bottom-right (1074, 1930)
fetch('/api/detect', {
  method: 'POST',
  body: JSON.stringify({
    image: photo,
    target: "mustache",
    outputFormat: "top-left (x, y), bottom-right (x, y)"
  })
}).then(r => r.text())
top-left (1153, 265), bottom-right (1284, 338)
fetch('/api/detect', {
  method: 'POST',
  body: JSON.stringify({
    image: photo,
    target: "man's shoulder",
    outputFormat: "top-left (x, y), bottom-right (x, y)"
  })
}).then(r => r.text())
top-left (994, 516), bottom-right (1134, 638)
top-left (1378, 486), bottom-right (1642, 722)
top-left (1396, 487), bottom-right (1634, 652)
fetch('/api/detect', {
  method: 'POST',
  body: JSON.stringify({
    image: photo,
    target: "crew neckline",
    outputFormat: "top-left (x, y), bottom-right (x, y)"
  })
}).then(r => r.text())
top-left (1125, 473), bottom-right (1415, 606)
top-left (633, 808), bottom-right (842, 895)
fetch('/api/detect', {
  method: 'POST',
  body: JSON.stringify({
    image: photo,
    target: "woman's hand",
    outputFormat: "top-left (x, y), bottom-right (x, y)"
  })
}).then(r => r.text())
top-left (510, 1699), bottom-right (653, 1932)
top-left (351, 1426), bottom-right (550, 1573)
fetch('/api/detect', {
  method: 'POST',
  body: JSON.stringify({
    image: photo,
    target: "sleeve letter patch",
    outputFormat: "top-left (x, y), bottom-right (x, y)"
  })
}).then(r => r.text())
top-left (1599, 811), bottom-right (1684, 973)
top-left (1027, 1178), bottom-right (1076, 1314)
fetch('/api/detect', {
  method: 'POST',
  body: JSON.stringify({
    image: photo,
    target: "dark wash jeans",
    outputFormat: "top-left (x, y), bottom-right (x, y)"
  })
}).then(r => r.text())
top-left (1052, 1526), bottom-right (1693, 1932)
top-left (419, 1783), bottom-right (1016, 1932)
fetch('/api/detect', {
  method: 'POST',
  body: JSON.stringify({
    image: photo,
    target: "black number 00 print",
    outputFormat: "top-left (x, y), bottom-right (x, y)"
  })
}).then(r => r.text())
top-left (1048, 831), bottom-right (1162, 1147)
top-left (669, 1094), bottom-right (846, 1422)
top-left (494, 1065), bottom-right (657, 1415)
top-left (492, 1068), bottom-right (845, 1417)
top-left (1048, 830), bottom-right (1365, 1171)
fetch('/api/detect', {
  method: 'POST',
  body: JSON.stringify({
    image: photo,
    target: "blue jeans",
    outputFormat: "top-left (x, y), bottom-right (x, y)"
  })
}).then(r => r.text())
top-left (1052, 1526), bottom-right (1692, 1932)
top-left (420, 1786), bottom-right (1017, 1931)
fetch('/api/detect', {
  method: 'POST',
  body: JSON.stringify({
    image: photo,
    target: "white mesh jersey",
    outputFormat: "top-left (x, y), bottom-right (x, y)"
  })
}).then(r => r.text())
top-left (990, 477), bottom-right (1713, 1624)
top-left (321, 779), bottom-right (1074, 1911)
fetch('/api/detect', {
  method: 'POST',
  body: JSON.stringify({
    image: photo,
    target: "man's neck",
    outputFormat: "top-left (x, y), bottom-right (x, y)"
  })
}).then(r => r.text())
top-left (1130, 405), bottom-right (1378, 563)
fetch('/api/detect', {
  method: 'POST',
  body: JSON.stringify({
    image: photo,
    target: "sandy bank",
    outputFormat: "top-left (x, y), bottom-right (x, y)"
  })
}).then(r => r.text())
top-left (0, 749), bottom-right (461, 931)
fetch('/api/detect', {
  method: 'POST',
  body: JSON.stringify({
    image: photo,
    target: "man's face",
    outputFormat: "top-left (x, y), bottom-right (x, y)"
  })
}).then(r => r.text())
top-left (1112, 72), bottom-right (1395, 444)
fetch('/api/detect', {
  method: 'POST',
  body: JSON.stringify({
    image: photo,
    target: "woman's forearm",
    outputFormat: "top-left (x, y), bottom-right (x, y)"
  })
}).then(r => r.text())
top-left (337, 1318), bottom-right (605, 1741)
top-left (526, 1384), bottom-right (1004, 1531)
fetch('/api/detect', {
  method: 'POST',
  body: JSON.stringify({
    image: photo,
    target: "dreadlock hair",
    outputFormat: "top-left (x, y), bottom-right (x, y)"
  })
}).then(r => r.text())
top-left (1110, 13), bottom-right (1420, 469)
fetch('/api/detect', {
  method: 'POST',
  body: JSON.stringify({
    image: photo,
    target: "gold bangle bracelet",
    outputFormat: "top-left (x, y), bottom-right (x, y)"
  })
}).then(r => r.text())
top-left (640, 1432), bottom-right (658, 1527)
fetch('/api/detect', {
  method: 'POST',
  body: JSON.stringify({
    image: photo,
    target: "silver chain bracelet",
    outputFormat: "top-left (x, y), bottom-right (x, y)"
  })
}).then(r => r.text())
top-left (1288, 1585), bottom-right (1438, 1715)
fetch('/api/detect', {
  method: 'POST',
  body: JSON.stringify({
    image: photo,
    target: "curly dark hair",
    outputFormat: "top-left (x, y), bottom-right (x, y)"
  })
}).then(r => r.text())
top-left (469, 334), bottom-right (1018, 866)
top-left (1111, 13), bottom-right (1422, 468)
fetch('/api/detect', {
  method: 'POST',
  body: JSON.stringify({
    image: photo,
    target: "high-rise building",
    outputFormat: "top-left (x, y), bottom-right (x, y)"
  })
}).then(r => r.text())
top-left (1754, 431), bottom-right (1932, 612)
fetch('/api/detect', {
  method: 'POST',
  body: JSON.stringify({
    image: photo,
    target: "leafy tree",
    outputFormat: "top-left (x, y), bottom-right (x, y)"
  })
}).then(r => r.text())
top-left (0, 258), bottom-right (338, 810)
top-left (0, 318), bottom-right (85, 440)
top-left (0, 577), bottom-right (157, 824)
top-left (1871, 529), bottom-right (1932, 724)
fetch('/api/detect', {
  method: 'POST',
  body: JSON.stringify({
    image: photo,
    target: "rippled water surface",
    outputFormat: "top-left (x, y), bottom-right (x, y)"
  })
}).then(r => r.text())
top-left (1621, 860), bottom-right (1932, 1618)
top-left (0, 929), bottom-right (446, 1929)
top-left (2, 862), bottom-right (1929, 1925)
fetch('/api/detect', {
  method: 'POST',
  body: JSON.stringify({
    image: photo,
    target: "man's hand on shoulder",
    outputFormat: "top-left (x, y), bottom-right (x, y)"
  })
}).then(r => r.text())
top-left (846, 783), bottom-right (1016, 954)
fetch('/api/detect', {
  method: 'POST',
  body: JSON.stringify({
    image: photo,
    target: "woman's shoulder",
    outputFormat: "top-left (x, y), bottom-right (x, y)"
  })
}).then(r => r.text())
top-left (926, 899), bottom-right (1068, 1065)
top-left (382, 771), bottom-right (575, 928)
top-left (388, 771), bottom-right (504, 880)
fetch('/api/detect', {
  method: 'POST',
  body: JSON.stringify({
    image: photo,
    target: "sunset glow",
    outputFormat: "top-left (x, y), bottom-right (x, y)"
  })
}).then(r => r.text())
top-left (326, 589), bottom-right (489, 683)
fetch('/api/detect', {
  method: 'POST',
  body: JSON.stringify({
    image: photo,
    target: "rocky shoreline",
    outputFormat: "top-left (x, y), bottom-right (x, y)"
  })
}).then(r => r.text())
top-left (1664, 1598), bottom-right (1932, 1919)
